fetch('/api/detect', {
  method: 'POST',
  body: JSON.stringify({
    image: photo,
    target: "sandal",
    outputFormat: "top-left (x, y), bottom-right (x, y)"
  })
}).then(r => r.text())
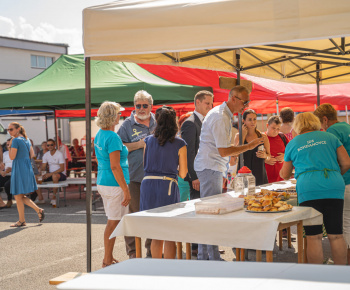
top-left (37, 209), bottom-right (45, 223)
top-left (102, 259), bottom-right (118, 268)
top-left (10, 221), bottom-right (26, 227)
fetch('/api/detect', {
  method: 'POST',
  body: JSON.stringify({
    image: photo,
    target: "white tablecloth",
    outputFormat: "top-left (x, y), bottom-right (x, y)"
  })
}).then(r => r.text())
top-left (111, 180), bottom-right (322, 251)
top-left (57, 259), bottom-right (350, 290)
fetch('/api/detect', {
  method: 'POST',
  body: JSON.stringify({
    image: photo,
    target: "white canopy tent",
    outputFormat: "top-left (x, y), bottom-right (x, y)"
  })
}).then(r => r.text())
top-left (83, 0), bottom-right (350, 84)
top-left (82, 0), bottom-right (350, 271)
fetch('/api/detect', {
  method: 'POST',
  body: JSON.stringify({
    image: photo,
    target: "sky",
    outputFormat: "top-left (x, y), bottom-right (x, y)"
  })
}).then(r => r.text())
top-left (0, 0), bottom-right (108, 54)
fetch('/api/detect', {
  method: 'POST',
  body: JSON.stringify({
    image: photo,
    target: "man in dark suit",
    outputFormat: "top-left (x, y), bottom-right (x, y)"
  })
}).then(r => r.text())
top-left (181, 90), bottom-right (213, 255)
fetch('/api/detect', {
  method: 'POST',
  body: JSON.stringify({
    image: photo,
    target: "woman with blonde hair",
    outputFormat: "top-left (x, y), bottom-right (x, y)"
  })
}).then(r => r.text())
top-left (94, 101), bottom-right (131, 267)
top-left (280, 112), bottom-right (350, 264)
top-left (314, 103), bottom-right (350, 263)
top-left (8, 122), bottom-right (44, 227)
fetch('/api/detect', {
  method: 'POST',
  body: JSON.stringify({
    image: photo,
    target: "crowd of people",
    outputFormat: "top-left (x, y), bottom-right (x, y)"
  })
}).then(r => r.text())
top-left (93, 87), bottom-right (350, 266)
top-left (0, 131), bottom-right (89, 209)
top-left (2, 86), bottom-right (350, 266)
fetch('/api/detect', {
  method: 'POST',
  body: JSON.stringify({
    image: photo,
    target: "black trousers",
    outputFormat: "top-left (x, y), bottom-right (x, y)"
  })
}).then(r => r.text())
top-left (0, 175), bottom-right (11, 200)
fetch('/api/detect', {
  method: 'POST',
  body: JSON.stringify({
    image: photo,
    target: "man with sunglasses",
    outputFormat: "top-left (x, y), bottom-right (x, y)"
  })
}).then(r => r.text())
top-left (117, 90), bottom-right (156, 259)
top-left (40, 139), bottom-right (67, 207)
top-left (194, 85), bottom-right (264, 261)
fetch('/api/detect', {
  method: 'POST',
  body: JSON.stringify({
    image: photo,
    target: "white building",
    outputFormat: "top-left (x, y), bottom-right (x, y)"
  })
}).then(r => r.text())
top-left (0, 36), bottom-right (69, 146)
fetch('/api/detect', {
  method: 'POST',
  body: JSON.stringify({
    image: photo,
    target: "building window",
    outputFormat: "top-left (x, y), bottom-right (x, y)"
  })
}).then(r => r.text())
top-left (31, 55), bottom-right (54, 68)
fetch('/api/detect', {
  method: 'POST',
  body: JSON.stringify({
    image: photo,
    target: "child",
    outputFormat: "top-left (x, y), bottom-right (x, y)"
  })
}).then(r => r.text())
top-left (265, 116), bottom-right (288, 183)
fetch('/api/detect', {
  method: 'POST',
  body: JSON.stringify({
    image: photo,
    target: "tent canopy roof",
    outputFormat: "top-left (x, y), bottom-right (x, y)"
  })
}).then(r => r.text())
top-left (0, 54), bottom-right (211, 109)
top-left (83, 0), bottom-right (350, 84)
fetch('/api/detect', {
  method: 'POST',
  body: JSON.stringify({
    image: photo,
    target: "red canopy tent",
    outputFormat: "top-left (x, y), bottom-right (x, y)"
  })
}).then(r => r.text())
top-left (55, 64), bottom-right (350, 118)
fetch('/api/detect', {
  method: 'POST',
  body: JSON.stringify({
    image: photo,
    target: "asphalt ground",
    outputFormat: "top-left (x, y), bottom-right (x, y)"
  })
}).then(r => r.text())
top-left (0, 186), bottom-right (332, 290)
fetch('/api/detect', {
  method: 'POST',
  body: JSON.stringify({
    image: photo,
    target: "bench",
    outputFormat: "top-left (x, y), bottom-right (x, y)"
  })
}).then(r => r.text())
top-left (66, 177), bottom-right (97, 199)
top-left (49, 272), bottom-right (87, 285)
top-left (37, 181), bottom-right (69, 208)
top-left (84, 185), bottom-right (101, 211)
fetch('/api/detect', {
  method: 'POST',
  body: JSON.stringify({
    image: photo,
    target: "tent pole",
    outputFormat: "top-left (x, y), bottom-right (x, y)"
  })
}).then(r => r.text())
top-left (45, 115), bottom-right (49, 140)
top-left (85, 57), bottom-right (92, 273)
top-left (236, 49), bottom-right (243, 168)
top-left (54, 110), bottom-right (58, 149)
top-left (316, 63), bottom-right (320, 107)
top-left (346, 105), bottom-right (349, 124)
top-left (276, 98), bottom-right (279, 114)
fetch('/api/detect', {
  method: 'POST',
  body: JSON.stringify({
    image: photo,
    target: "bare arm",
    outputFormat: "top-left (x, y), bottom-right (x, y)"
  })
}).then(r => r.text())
top-left (218, 138), bottom-right (264, 158)
top-left (43, 164), bottom-right (64, 179)
top-left (9, 148), bottom-right (17, 160)
top-left (256, 133), bottom-right (271, 159)
top-left (30, 146), bottom-right (35, 159)
top-left (178, 146), bottom-right (188, 179)
top-left (279, 161), bottom-right (293, 180)
top-left (337, 145), bottom-right (350, 175)
top-left (110, 150), bottom-right (131, 207)
top-left (124, 139), bottom-right (145, 152)
top-left (41, 162), bottom-right (48, 171)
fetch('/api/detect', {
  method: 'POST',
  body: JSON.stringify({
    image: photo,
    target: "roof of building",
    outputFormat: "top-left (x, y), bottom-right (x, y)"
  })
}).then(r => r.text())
top-left (0, 36), bottom-right (69, 54)
top-left (0, 36), bottom-right (68, 47)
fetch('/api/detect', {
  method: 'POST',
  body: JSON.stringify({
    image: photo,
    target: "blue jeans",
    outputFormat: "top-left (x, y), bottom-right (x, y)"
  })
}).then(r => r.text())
top-left (196, 169), bottom-right (223, 260)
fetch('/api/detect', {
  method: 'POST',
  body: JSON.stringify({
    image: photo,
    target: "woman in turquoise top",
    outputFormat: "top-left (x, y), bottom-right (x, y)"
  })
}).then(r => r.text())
top-left (314, 103), bottom-right (350, 264)
top-left (8, 122), bottom-right (44, 227)
top-left (280, 112), bottom-right (350, 265)
top-left (95, 101), bottom-right (131, 268)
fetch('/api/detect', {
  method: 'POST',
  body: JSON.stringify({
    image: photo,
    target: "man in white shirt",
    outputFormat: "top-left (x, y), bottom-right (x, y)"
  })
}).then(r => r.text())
top-left (41, 139), bottom-right (66, 207)
top-left (194, 85), bottom-right (263, 260)
top-left (0, 139), bottom-right (13, 207)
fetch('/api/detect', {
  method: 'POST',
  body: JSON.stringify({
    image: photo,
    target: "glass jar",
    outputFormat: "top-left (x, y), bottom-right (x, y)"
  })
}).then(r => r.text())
top-left (234, 172), bottom-right (256, 196)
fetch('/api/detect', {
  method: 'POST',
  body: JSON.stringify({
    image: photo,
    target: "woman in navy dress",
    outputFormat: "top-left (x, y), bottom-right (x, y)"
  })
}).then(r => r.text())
top-left (140, 106), bottom-right (188, 259)
top-left (8, 122), bottom-right (44, 227)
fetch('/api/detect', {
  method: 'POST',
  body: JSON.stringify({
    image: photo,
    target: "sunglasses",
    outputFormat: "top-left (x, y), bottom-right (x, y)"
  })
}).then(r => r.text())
top-left (47, 144), bottom-right (55, 147)
top-left (7, 128), bottom-right (14, 132)
top-left (135, 104), bottom-right (149, 109)
top-left (235, 96), bottom-right (250, 107)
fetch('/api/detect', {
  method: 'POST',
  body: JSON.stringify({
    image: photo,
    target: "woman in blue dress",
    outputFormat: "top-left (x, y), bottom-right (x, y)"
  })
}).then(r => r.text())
top-left (8, 122), bottom-right (44, 227)
top-left (140, 106), bottom-right (188, 259)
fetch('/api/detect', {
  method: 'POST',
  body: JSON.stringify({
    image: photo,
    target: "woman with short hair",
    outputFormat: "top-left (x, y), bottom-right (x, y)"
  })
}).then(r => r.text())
top-left (314, 103), bottom-right (350, 264)
top-left (94, 101), bottom-right (131, 268)
top-left (140, 106), bottom-right (188, 259)
top-left (8, 122), bottom-right (44, 227)
top-left (280, 112), bottom-right (350, 264)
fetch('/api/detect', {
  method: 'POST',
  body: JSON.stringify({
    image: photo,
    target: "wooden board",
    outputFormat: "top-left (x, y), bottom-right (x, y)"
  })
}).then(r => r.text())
top-left (219, 77), bottom-right (253, 92)
top-left (49, 272), bottom-right (87, 285)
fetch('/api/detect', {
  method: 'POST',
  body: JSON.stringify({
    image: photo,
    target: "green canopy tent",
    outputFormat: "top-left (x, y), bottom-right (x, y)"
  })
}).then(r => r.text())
top-left (0, 54), bottom-right (211, 110)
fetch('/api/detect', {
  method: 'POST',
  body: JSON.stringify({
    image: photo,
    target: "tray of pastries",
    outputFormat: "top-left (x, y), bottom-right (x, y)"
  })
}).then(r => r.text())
top-left (245, 193), bottom-right (293, 213)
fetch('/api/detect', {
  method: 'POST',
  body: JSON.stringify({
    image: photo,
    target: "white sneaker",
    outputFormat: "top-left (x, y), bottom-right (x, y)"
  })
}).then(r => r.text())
top-left (35, 199), bottom-right (45, 204)
top-left (50, 199), bottom-right (56, 206)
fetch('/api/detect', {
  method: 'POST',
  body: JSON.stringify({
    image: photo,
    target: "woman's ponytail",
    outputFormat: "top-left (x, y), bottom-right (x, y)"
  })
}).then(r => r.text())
top-left (20, 126), bottom-right (28, 139)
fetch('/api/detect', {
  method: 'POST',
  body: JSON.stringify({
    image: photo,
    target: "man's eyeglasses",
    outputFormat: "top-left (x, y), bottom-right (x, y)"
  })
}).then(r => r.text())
top-left (235, 96), bottom-right (250, 107)
top-left (135, 104), bottom-right (149, 109)
top-left (47, 144), bottom-right (55, 147)
top-left (7, 128), bottom-right (14, 132)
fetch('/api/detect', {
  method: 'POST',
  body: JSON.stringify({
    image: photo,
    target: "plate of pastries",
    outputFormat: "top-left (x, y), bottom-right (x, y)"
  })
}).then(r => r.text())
top-left (245, 192), bottom-right (293, 213)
